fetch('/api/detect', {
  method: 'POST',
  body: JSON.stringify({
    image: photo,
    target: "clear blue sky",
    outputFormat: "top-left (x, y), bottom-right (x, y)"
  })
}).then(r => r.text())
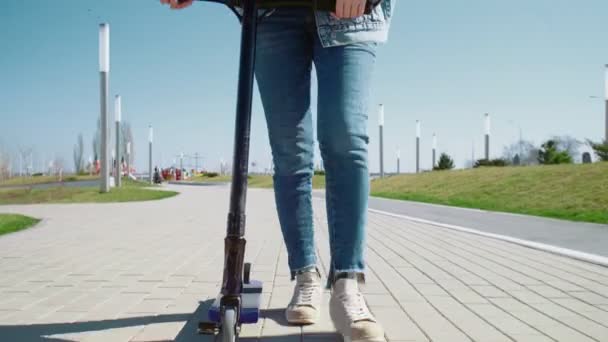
top-left (1, 0), bottom-right (607, 173)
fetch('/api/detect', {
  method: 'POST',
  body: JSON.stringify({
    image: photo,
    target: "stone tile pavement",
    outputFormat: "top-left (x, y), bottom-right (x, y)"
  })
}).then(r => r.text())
top-left (0, 185), bottom-right (607, 341)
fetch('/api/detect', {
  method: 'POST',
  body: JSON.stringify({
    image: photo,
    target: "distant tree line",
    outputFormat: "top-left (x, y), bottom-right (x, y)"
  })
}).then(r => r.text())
top-left (432, 135), bottom-right (607, 172)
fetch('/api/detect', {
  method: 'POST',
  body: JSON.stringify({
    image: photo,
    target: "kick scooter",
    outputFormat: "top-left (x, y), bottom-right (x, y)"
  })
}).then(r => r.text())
top-left (178, 1), bottom-right (380, 341)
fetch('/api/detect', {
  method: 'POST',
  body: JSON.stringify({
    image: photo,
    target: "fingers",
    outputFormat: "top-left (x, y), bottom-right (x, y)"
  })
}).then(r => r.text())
top-left (333, 0), bottom-right (366, 19)
top-left (162, 0), bottom-right (193, 9)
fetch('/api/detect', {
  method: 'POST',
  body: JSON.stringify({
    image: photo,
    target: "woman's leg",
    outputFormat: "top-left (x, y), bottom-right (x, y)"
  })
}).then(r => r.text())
top-left (313, 40), bottom-right (377, 281)
top-left (255, 8), bottom-right (317, 278)
top-left (314, 39), bottom-right (384, 341)
top-left (255, 8), bottom-right (324, 325)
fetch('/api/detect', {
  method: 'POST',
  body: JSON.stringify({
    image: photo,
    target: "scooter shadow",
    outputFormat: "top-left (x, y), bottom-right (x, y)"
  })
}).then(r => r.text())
top-left (175, 301), bottom-right (341, 342)
top-left (0, 299), bottom-right (340, 342)
top-left (0, 299), bottom-right (213, 342)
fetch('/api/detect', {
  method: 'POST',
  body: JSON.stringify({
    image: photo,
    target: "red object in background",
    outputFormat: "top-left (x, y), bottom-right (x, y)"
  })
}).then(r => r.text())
top-left (176, 169), bottom-right (182, 181)
top-left (161, 169), bottom-right (171, 181)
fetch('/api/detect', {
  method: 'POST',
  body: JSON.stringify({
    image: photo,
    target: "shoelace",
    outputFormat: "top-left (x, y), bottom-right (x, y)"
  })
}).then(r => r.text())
top-left (292, 282), bottom-right (320, 307)
top-left (339, 291), bottom-right (374, 322)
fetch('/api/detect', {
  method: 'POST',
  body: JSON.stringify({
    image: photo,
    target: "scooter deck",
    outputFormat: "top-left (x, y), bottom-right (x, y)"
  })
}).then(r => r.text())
top-left (208, 280), bottom-right (263, 324)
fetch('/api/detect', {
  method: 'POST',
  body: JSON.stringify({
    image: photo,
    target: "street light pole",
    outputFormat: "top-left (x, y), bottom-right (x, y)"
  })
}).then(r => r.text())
top-left (378, 104), bottom-right (384, 178)
top-left (149, 126), bottom-right (153, 184)
top-left (432, 133), bottom-right (437, 169)
top-left (604, 64), bottom-right (608, 142)
top-left (396, 148), bottom-right (400, 174)
top-left (99, 23), bottom-right (110, 193)
top-left (416, 120), bottom-right (421, 173)
top-left (126, 141), bottom-right (131, 178)
top-left (115, 95), bottom-right (121, 187)
top-left (484, 113), bottom-right (491, 160)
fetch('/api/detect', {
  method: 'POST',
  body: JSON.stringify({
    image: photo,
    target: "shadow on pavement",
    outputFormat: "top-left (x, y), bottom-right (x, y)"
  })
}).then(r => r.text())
top-left (0, 299), bottom-right (340, 341)
top-left (0, 300), bottom-right (212, 342)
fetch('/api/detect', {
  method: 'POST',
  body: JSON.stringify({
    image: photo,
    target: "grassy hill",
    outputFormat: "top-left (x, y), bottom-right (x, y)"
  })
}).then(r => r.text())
top-left (371, 163), bottom-right (608, 224)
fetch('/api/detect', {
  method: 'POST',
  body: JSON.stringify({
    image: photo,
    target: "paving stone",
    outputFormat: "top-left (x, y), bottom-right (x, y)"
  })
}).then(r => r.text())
top-left (1, 186), bottom-right (607, 342)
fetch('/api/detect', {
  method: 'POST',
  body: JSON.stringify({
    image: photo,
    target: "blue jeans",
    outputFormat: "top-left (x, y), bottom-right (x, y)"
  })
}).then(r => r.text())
top-left (254, 8), bottom-right (377, 282)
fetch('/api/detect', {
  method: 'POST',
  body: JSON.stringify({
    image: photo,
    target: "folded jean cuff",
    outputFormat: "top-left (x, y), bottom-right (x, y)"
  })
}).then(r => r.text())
top-left (290, 264), bottom-right (319, 281)
top-left (326, 269), bottom-right (366, 289)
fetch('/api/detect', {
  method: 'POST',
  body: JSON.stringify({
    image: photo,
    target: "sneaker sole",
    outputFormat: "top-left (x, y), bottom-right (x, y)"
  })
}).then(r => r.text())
top-left (286, 318), bottom-right (317, 325)
top-left (343, 337), bottom-right (386, 342)
top-left (285, 312), bottom-right (319, 325)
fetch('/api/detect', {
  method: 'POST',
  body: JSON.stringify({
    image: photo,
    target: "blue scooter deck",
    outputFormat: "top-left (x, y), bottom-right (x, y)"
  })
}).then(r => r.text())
top-left (208, 280), bottom-right (263, 324)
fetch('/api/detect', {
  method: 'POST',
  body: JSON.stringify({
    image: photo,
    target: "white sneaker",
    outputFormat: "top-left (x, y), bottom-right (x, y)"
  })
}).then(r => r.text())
top-left (285, 269), bottom-right (322, 324)
top-left (330, 277), bottom-right (385, 342)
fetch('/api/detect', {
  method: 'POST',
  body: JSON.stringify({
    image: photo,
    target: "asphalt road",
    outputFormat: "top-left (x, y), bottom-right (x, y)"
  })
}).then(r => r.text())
top-left (313, 191), bottom-right (608, 257)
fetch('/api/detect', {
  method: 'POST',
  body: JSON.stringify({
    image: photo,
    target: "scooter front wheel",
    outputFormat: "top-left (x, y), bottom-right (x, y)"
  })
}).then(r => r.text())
top-left (220, 307), bottom-right (238, 342)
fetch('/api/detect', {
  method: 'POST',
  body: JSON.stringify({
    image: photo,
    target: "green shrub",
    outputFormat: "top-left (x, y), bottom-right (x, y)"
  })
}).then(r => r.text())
top-left (538, 140), bottom-right (573, 165)
top-left (474, 158), bottom-right (508, 168)
top-left (433, 153), bottom-right (455, 170)
top-left (587, 139), bottom-right (608, 161)
top-left (206, 172), bottom-right (219, 178)
top-left (32, 173), bottom-right (43, 177)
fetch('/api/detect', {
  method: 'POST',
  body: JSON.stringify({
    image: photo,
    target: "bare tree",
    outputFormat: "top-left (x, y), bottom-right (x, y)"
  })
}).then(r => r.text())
top-left (121, 121), bottom-right (134, 166)
top-left (502, 139), bottom-right (539, 166)
top-left (18, 146), bottom-right (34, 176)
top-left (551, 135), bottom-right (582, 161)
top-left (73, 134), bottom-right (85, 174)
top-left (0, 142), bottom-right (11, 181)
top-left (51, 156), bottom-right (66, 176)
top-left (92, 118), bottom-right (101, 162)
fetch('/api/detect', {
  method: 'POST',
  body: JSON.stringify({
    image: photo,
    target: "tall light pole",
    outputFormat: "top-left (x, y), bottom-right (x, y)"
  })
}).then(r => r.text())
top-left (605, 64), bottom-right (608, 142)
top-left (99, 23), bottom-right (110, 193)
top-left (484, 113), bottom-right (491, 161)
top-left (432, 133), bottom-right (437, 169)
top-left (378, 104), bottom-right (384, 178)
top-left (396, 148), bottom-right (400, 174)
top-left (114, 95), bottom-right (122, 187)
top-left (111, 149), bottom-right (115, 180)
top-left (126, 141), bottom-right (131, 178)
top-left (472, 140), bottom-right (476, 168)
top-left (149, 125), bottom-right (153, 184)
top-left (416, 120), bottom-right (421, 173)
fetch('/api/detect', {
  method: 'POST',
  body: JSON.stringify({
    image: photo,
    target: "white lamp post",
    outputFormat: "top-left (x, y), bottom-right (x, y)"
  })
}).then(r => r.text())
top-left (99, 23), bottom-right (110, 193)
top-left (378, 104), bottom-right (385, 178)
top-left (432, 133), bottom-right (437, 169)
top-left (604, 65), bottom-right (608, 142)
top-left (416, 120), bottom-right (421, 173)
top-left (396, 148), bottom-right (400, 174)
top-left (114, 95), bottom-right (121, 187)
top-left (126, 141), bottom-right (131, 177)
top-left (149, 125), bottom-right (153, 184)
top-left (484, 113), bottom-right (491, 160)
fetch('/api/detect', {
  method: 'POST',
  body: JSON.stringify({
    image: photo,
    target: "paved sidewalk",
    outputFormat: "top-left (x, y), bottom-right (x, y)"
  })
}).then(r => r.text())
top-left (0, 185), bottom-right (607, 341)
top-left (312, 191), bottom-right (608, 257)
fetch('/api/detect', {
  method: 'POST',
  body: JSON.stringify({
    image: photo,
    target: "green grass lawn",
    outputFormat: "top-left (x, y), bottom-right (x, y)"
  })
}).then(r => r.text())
top-left (190, 174), bottom-right (233, 183)
top-left (0, 174), bottom-right (99, 187)
top-left (0, 214), bottom-right (40, 236)
top-left (187, 174), bottom-right (326, 189)
top-left (371, 162), bottom-right (608, 224)
top-left (0, 179), bottom-right (177, 205)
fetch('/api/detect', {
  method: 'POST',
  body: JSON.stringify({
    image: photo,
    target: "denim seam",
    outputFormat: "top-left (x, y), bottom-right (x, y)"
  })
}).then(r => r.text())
top-left (290, 263), bottom-right (319, 281)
